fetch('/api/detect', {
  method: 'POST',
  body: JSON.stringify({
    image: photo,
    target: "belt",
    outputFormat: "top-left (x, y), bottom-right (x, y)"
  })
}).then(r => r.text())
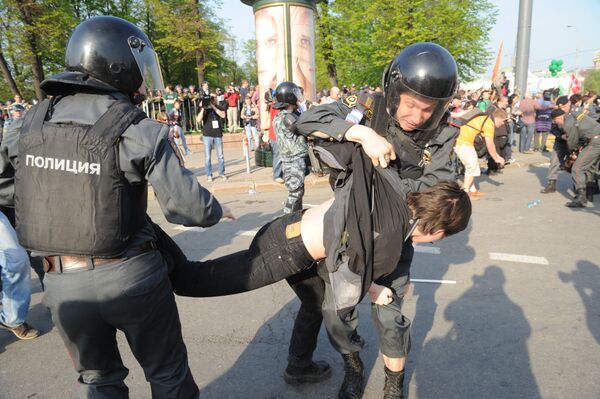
top-left (43, 241), bottom-right (157, 273)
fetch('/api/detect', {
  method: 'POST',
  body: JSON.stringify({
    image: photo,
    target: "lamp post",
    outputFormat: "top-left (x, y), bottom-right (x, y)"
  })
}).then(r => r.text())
top-left (514, 0), bottom-right (533, 97)
top-left (566, 24), bottom-right (579, 71)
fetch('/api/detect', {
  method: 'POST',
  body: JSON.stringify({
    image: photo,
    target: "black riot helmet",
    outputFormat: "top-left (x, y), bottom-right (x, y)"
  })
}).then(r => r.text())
top-left (273, 81), bottom-right (303, 110)
top-left (51, 16), bottom-right (164, 100)
top-left (383, 42), bottom-right (458, 131)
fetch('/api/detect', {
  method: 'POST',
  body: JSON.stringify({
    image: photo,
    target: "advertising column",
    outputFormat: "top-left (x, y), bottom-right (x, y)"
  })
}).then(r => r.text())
top-left (242, 0), bottom-right (317, 129)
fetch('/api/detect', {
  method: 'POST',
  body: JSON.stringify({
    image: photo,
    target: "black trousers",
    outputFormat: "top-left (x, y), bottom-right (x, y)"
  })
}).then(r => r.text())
top-left (43, 251), bottom-right (198, 399)
top-left (488, 135), bottom-right (509, 172)
top-left (160, 212), bottom-right (314, 298)
top-left (286, 267), bottom-right (325, 367)
top-left (154, 213), bottom-right (320, 367)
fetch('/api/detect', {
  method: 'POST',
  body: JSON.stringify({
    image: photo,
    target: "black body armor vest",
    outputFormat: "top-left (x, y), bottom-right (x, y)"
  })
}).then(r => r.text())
top-left (15, 98), bottom-right (147, 256)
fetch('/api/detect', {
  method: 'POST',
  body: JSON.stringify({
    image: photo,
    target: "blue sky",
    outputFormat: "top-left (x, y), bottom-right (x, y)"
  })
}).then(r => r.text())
top-left (216, 0), bottom-right (599, 75)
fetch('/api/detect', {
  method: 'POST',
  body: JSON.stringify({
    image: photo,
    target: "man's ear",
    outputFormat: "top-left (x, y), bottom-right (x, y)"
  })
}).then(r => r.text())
top-left (432, 230), bottom-right (445, 241)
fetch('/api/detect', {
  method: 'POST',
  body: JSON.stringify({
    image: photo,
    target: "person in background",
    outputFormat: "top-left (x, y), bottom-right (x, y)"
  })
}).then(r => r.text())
top-left (197, 93), bottom-right (228, 182)
top-left (241, 96), bottom-right (259, 151)
top-left (225, 85), bottom-right (241, 133)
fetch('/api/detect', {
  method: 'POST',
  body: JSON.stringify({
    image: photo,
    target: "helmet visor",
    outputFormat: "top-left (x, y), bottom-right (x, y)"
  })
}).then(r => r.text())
top-left (129, 36), bottom-right (164, 92)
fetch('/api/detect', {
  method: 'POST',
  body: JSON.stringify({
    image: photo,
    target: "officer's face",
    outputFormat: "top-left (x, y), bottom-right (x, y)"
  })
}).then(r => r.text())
top-left (395, 93), bottom-right (437, 131)
top-left (560, 102), bottom-right (572, 113)
top-left (553, 115), bottom-right (565, 126)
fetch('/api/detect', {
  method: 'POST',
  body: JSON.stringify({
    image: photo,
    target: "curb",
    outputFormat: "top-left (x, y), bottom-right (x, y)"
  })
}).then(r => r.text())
top-left (148, 174), bottom-right (330, 199)
top-left (208, 175), bottom-right (330, 195)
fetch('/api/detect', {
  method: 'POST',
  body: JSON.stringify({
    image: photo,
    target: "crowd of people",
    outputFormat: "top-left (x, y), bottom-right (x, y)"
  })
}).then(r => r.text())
top-left (0, 15), bottom-right (599, 399)
top-left (447, 82), bottom-right (600, 205)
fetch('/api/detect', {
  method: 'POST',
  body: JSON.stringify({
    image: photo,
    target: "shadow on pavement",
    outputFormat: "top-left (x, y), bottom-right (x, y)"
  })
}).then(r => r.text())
top-left (559, 260), bottom-right (600, 348)
top-left (414, 266), bottom-right (541, 399)
top-left (405, 224), bottom-right (475, 396)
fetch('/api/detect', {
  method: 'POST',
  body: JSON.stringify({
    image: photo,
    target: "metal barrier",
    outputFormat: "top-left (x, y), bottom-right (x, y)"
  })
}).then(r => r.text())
top-left (141, 95), bottom-right (203, 132)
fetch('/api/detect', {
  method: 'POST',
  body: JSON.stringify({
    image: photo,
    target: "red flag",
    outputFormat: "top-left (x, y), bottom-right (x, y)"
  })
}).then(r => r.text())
top-left (571, 73), bottom-right (581, 95)
top-left (491, 41), bottom-right (503, 82)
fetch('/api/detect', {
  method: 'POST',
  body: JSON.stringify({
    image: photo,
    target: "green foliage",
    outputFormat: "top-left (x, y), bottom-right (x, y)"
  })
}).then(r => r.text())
top-left (314, 0), bottom-right (498, 87)
top-left (584, 69), bottom-right (600, 93)
top-left (0, 0), bottom-right (255, 100)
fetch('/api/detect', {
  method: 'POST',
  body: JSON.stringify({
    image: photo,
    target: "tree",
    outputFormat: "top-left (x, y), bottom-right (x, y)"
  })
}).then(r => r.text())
top-left (240, 39), bottom-right (258, 86)
top-left (314, 0), bottom-right (338, 88)
top-left (583, 69), bottom-right (600, 94)
top-left (147, 0), bottom-right (226, 87)
top-left (314, 0), bottom-right (498, 86)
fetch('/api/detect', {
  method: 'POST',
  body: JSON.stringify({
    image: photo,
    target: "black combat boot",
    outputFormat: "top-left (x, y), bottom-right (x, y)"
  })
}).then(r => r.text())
top-left (566, 189), bottom-right (588, 208)
top-left (383, 366), bottom-right (405, 399)
top-left (586, 182), bottom-right (598, 202)
top-left (540, 180), bottom-right (556, 194)
top-left (283, 361), bottom-right (332, 385)
top-left (338, 352), bottom-right (364, 399)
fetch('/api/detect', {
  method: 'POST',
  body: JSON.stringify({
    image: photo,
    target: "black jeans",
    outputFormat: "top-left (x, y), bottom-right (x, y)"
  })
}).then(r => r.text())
top-left (488, 135), bottom-right (509, 172)
top-left (43, 251), bottom-right (198, 398)
top-left (155, 212), bottom-right (314, 297)
top-left (286, 267), bottom-right (325, 367)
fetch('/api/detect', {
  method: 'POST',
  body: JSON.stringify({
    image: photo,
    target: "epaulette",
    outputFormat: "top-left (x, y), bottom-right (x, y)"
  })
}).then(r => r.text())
top-left (341, 94), bottom-right (358, 109)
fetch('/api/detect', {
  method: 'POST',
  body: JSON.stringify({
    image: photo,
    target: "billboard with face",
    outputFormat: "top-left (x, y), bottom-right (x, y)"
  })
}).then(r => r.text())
top-left (254, 4), bottom-right (316, 129)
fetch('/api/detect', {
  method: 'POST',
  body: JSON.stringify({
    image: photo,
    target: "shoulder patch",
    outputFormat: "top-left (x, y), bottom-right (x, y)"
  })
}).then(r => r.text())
top-left (342, 94), bottom-right (358, 109)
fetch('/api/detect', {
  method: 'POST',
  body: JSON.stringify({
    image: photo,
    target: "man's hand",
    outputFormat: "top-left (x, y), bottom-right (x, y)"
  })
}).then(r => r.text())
top-left (221, 205), bottom-right (236, 220)
top-left (345, 125), bottom-right (396, 168)
top-left (368, 282), bottom-right (394, 306)
top-left (494, 156), bottom-right (505, 167)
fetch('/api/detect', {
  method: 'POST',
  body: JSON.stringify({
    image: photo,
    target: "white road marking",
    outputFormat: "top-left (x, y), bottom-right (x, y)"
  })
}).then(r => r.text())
top-left (174, 226), bottom-right (205, 232)
top-left (240, 230), bottom-right (259, 237)
top-left (414, 245), bottom-right (441, 254)
top-left (489, 252), bottom-right (549, 265)
top-left (411, 279), bottom-right (456, 284)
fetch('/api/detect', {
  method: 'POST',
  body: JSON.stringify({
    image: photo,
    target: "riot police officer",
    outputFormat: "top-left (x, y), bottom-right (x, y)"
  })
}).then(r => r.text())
top-left (287, 42), bottom-right (459, 398)
top-left (272, 82), bottom-right (308, 214)
top-left (555, 107), bottom-right (600, 207)
top-left (0, 16), bottom-right (230, 398)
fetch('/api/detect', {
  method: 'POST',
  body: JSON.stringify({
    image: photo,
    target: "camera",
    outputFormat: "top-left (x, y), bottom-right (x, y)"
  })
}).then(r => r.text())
top-left (199, 93), bottom-right (211, 108)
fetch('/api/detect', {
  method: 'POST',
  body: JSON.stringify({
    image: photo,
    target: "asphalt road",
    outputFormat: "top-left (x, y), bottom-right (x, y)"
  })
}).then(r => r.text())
top-left (1, 155), bottom-right (599, 399)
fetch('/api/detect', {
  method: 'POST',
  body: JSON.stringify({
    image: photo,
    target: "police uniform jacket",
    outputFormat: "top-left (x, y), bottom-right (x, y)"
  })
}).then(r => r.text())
top-left (565, 113), bottom-right (600, 151)
top-left (295, 99), bottom-right (458, 192)
top-left (0, 92), bottom-right (222, 249)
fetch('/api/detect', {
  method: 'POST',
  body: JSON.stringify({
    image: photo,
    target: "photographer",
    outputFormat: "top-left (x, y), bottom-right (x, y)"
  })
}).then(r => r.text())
top-left (241, 97), bottom-right (259, 151)
top-left (224, 84), bottom-right (240, 133)
top-left (197, 93), bottom-right (228, 181)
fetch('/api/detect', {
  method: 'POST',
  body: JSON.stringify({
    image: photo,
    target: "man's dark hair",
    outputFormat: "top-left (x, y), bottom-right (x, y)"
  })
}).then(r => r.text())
top-left (406, 181), bottom-right (472, 237)
top-left (570, 94), bottom-right (582, 104)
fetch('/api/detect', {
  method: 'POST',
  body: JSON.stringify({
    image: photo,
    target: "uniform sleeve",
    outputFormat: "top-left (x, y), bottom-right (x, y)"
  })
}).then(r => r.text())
top-left (0, 120), bottom-right (22, 207)
top-left (396, 125), bottom-right (459, 193)
top-left (564, 116), bottom-right (580, 151)
top-left (295, 102), bottom-right (354, 141)
top-left (121, 121), bottom-right (223, 227)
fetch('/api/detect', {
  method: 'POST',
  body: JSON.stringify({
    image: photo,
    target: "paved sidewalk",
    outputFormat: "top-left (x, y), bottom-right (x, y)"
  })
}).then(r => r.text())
top-left (161, 143), bottom-right (330, 195)
top-left (171, 140), bottom-right (553, 196)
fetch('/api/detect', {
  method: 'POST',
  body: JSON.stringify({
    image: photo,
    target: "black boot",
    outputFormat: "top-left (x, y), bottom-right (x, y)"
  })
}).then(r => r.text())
top-left (338, 352), bottom-right (364, 399)
top-left (586, 182), bottom-right (597, 202)
top-left (566, 189), bottom-right (588, 208)
top-left (540, 180), bottom-right (556, 194)
top-left (383, 366), bottom-right (405, 399)
top-left (283, 361), bottom-right (332, 385)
